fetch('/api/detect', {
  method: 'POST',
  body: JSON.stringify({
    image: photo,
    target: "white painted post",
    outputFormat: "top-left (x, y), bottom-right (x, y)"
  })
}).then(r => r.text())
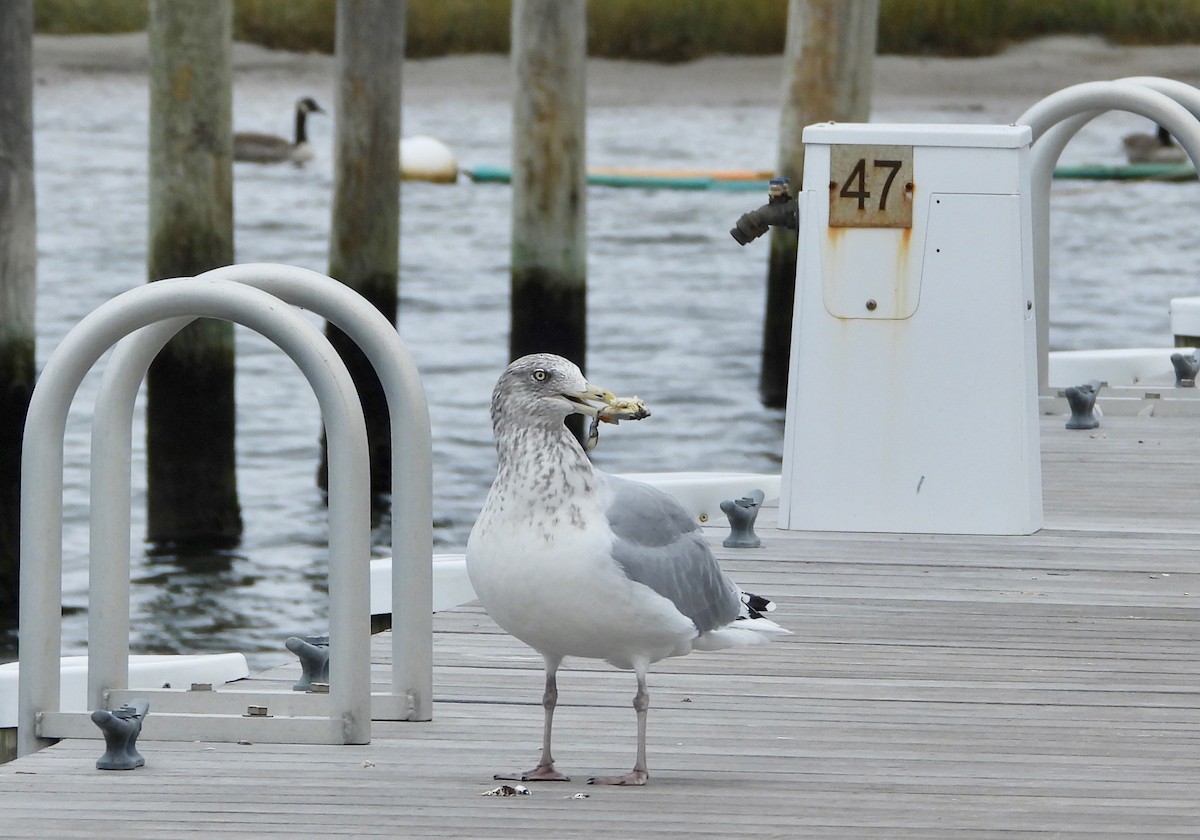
top-left (779, 123), bottom-right (1041, 535)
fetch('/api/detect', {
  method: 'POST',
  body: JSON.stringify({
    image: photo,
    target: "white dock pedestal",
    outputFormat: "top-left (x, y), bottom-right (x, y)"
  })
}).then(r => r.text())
top-left (779, 123), bottom-right (1042, 535)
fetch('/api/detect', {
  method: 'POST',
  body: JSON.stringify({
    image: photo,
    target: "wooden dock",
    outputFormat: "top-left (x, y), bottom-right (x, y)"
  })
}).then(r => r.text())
top-left (1, 412), bottom-right (1198, 838)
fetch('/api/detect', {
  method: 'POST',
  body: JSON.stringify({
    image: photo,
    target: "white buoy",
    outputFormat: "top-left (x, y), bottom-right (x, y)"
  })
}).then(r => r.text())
top-left (399, 135), bottom-right (458, 183)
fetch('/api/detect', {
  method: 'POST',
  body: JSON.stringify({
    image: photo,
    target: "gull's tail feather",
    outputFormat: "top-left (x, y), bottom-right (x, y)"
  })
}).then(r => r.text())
top-left (694, 589), bottom-right (790, 651)
top-left (740, 590), bottom-right (777, 620)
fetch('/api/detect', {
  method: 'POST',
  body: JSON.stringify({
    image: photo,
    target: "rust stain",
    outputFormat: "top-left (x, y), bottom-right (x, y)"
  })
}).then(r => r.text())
top-left (894, 225), bottom-right (912, 314)
top-left (823, 172), bottom-right (925, 321)
top-left (888, 181), bottom-right (921, 319)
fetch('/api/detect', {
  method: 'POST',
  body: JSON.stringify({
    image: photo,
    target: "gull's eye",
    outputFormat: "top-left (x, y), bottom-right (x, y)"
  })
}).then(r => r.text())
top-left (532, 369), bottom-right (548, 382)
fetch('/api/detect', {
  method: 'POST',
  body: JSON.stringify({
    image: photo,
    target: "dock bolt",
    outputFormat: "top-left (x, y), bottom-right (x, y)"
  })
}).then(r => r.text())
top-left (1170, 351), bottom-right (1199, 387)
top-left (721, 489), bottom-right (765, 548)
top-left (286, 635), bottom-right (331, 691)
top-left (92, 699), bottom-right (150, 770)
top-left (1064, 380), bottom-right (1102, 430)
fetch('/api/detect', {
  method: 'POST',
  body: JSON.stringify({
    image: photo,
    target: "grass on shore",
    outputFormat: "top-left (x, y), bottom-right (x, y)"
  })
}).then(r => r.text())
top-left (31, 0), bottom-right (1200, 61)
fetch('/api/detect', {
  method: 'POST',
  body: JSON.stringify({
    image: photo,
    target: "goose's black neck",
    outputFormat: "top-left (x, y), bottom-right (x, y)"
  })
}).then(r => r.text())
top-left (294, 108), bottom-right (308, 145)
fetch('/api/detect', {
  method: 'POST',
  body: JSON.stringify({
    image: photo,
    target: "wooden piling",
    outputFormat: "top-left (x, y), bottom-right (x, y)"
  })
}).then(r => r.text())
top-left (759, 0), bottom-right (878, 408)
top-left (0, 0), bottom-right (36, 614)
top-left (323, 0), bottom-right (404, 500)
top-left (146, 0), bottom-right (240, 547)
top-left (509, 0), bottom-right (588, 372)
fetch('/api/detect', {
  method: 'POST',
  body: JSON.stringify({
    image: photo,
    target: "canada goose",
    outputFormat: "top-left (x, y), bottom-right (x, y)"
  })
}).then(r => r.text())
top-left (234, 97), bottom-right (325, 166)
top-left (1122, 124), bottom-right (1188, 165)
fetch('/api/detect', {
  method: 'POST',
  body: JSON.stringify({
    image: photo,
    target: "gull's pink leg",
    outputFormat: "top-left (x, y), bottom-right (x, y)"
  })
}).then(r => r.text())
top-left (495, 654), bottom-right (571, 782)
top-left (589, 660), bottom-right (650, 786)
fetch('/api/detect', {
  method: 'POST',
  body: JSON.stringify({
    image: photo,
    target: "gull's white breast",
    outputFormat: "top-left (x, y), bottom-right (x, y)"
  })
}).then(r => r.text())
top-left (466, 488), bottom-right (697, 667)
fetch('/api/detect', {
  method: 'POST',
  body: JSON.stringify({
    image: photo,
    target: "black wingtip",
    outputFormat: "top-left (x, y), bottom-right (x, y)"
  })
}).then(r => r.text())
top-left (739, 591), bottom-right (777, 620)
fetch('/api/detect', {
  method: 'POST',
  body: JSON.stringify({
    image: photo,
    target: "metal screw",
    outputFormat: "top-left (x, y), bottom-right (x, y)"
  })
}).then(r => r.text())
top-left (865, 299), bottom-right (877, 311)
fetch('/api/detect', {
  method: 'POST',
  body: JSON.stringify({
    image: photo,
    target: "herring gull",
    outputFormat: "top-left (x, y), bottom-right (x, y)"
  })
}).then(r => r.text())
top-left (466, 353), bottom-right (789, 786)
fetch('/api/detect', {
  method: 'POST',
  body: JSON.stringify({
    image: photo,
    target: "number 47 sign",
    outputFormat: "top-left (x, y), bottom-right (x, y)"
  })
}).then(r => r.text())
top-left (828, 144), bottom-right (914, 229)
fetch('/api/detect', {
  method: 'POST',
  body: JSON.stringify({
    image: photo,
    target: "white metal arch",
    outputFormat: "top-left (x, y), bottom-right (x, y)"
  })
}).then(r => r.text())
top-left (19, 278), bottom-right (372, 756)
top-left (86, 264), bottom-right (433, 722)
top-left (1016, 80), bottom-right (1200, 386)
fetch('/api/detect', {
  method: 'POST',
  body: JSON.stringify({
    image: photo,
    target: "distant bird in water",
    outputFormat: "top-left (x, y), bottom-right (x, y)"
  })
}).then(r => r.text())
top-left (234, 96), bottom-right (325, 166)
top-left (1122, 124), bottom-right (1189, 165)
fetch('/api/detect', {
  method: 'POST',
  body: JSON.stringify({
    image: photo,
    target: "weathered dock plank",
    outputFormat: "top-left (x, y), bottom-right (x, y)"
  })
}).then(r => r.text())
top-left (1, 413), bottom-right (1198, 838)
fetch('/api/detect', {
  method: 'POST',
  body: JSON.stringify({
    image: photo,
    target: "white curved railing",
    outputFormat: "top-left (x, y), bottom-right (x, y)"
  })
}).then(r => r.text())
top-left (86, 265), bottom-right (433, 723)
top-left (18, 269), bottom-right (433, 756)
top-left (1017, 79), bottom-right (1200, 386)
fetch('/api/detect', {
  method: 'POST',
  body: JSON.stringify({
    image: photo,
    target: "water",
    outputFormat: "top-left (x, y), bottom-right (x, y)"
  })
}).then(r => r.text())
top-left (6, 53), bottom-right (1200, 671)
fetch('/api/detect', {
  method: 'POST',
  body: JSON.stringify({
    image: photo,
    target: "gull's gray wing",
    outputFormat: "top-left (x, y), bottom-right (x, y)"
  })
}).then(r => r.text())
top-left (601, 473), bottom-right (740, 633)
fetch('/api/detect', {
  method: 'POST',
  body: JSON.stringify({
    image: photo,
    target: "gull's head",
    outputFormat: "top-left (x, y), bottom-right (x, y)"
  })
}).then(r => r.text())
top-left (493, 353), bottom-right (616, 426)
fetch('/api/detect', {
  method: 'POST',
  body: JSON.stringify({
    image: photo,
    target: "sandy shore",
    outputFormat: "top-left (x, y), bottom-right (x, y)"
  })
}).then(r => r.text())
top-left (30, 32), bottom-right (1200, 112)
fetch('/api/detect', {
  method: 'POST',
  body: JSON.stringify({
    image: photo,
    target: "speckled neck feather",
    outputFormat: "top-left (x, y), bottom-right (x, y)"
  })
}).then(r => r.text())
top-left (483, 384), bottom-right (597, 536)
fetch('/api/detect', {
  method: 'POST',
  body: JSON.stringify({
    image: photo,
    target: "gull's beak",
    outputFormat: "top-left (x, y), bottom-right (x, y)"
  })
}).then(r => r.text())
top-left (563, 383), bottom-right (617, 417)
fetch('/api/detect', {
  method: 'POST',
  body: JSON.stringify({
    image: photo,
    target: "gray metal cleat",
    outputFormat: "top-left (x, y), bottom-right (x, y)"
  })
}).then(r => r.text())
top-left (1171, 352), bottom-right (1200, 387)
top-left (721, 489), bottom-right (765, 548)
top-left (92, 698), bottom-right (149, 770)
top-left (286, 635), bottom-right (330, 691)
top-left (1064, 380), bottom-right (1102, 430)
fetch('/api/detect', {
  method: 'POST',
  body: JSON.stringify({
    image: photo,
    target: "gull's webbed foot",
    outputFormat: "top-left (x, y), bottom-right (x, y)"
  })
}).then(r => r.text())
top-left (495, 763), bottom-right (571, 782)
top-left (587, 769), bottom-right (648, 786)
